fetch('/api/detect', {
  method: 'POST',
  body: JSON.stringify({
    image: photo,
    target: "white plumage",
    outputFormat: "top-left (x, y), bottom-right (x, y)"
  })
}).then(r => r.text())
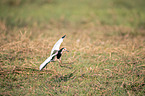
top-left (39, 35), bottom-right (66, 71)
top-left (39, 53), bottom-right (57, 70)
top-left (50, 36), bottom-right (64, 56)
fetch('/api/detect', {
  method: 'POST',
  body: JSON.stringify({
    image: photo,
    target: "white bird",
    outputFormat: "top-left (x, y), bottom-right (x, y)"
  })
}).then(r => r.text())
top-left (39, 35), bottom-right (69, 71)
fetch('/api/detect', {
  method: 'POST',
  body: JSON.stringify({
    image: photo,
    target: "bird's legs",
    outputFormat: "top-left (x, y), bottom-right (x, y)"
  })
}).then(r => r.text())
top-left (58, 59), bottom-right (63, 67)
top-left (58, 59), bottom-right (72, 69)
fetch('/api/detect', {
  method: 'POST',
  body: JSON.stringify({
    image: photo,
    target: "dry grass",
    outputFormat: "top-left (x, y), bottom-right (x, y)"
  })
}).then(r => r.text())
top-left (0, 0), bottom-right (145, 95)
top-left (0, 25), bottom-right (145, 95)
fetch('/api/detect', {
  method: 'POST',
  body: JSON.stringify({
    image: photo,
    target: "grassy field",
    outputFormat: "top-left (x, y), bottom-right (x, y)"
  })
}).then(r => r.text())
top-left (0, 0), bottom-right (145, 95)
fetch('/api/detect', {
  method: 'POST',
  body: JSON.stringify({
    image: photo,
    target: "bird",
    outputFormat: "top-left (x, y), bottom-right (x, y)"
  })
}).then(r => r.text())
top-left (39, 35), bottom-right (69, 71)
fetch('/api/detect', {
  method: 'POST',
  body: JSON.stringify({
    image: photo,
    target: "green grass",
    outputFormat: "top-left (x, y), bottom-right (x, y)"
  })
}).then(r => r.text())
top-left (0, 0), bottom-right (145, 95)
top-left (0, 0), bottom-right (145, 28)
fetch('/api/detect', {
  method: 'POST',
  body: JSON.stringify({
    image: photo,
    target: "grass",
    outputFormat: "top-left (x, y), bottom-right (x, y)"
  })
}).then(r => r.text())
top-left (0, 0), bottom-right (145, 95)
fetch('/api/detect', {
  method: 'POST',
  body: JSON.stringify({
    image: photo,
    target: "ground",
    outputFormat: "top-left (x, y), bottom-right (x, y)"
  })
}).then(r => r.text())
top-left (0, 0), bottom-right (145, 95)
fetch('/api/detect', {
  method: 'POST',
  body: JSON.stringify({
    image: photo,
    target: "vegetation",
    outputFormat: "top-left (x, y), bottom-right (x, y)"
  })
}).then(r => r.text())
top-left (0, 0), bottom-right (145, 95)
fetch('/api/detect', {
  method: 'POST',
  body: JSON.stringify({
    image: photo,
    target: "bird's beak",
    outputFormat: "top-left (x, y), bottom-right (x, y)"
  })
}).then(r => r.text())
top-left (66, 50), bottom-right (69, 52)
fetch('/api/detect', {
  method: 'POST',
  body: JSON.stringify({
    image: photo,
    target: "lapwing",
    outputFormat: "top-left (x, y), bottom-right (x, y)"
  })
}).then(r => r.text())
top-left (39, 35), bottom-right (69, 71)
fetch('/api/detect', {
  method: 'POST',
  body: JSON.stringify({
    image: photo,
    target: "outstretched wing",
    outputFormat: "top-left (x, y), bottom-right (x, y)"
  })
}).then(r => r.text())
top-left (50, 35), bottom-right (66, 56)
top-left (39, 53), bottom-right (56, 70)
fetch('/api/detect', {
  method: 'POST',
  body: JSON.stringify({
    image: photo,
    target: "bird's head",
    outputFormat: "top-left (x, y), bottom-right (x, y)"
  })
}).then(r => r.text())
top-left (60, 48), bottom-right (69, 53)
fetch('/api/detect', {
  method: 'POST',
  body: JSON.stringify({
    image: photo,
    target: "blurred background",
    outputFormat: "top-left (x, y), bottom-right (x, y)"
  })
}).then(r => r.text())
top-left (0, 0), bottom-right (145, 45)
top-left (0, 0), bottom-right (145, 33)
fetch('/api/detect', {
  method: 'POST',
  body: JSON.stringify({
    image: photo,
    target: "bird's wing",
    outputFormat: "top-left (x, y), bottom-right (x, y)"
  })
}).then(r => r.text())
top-left (50, 35), bottom-right (66, 56)
top-left (39, 54), bottom-right (56, 70)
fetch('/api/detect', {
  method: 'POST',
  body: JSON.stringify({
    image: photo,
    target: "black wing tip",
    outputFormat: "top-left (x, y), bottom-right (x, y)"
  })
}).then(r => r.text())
top-left (62, 35), bottom-right (66, 39)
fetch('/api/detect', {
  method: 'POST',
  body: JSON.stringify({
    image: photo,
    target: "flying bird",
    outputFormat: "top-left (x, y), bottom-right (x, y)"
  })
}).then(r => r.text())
top-left (39, 35), bottom-right (69, 71)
